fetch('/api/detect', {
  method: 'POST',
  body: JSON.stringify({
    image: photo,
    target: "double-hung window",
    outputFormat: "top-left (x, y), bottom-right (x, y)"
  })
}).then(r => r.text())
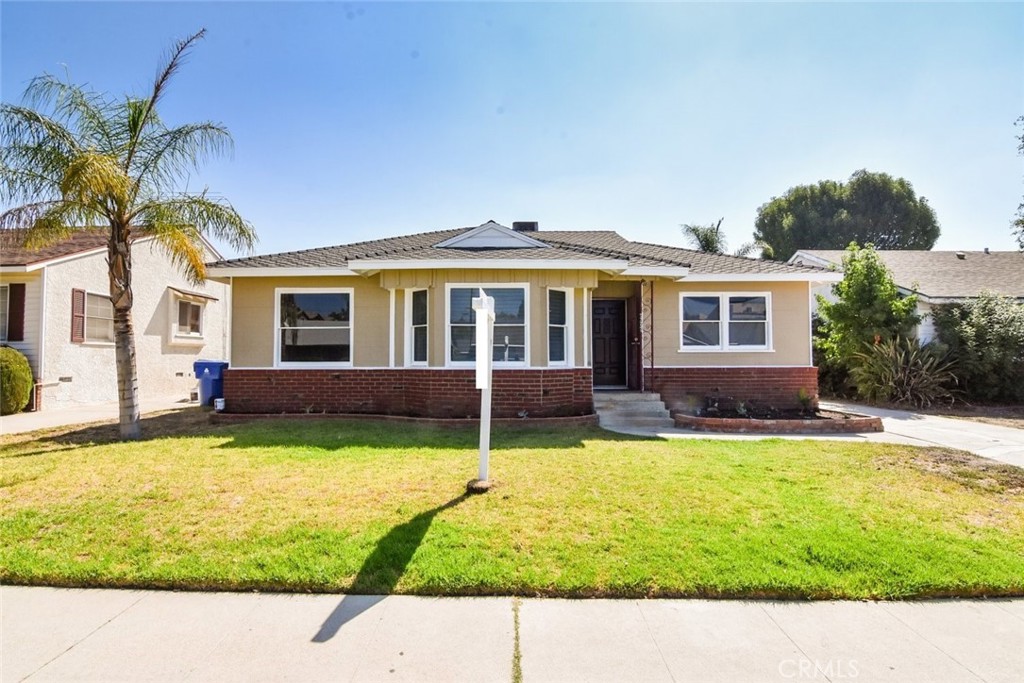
top-left (680, 293), bottom-right (770, 351)
top-left (547, 288), bottom-right (572, 365)
top-left (276, 288), bottom-right (352, 366)
top-left (408, 289), bottom-right (428, 365)
top-left (85, 292), bottom-right (115, 343)
top-left (0, 285), bottom-right (8, 343)
top-left (448, 285), bottom-right (527, 365)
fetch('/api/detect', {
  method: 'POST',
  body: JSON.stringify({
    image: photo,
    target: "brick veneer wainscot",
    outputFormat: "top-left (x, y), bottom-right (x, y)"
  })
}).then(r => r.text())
top-left (223, 368), bottom-right (594, 418)
top-left (645, 366), bottom-right (818, 411)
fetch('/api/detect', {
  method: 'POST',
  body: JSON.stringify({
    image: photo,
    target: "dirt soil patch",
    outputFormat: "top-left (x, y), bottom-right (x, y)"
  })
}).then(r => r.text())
top-left (907, 448), bottom-right (1024, 495)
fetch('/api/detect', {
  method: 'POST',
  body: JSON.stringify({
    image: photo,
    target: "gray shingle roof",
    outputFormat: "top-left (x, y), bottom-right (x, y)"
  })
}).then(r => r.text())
top-left (795, 250), bottom-right (1024, 300)
top-left (208, 222), bottom-right (829, 276)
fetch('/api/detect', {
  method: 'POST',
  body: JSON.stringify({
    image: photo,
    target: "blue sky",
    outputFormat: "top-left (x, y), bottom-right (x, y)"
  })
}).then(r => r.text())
top-left (2, 1), bottom-right (1022, 259)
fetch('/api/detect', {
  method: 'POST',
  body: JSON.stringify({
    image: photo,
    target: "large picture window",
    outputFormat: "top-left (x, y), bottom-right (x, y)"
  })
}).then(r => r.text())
top-left (276, 289), bottom-right (352, 365)
top-left (680, 293), bottom-right (770, 351)
top-left (448, 285), bottom-right (527, 364)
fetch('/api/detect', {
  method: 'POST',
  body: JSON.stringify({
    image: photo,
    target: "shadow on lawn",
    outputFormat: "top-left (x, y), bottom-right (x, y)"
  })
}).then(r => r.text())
top-left (312, 493), bottom-right (468, 642)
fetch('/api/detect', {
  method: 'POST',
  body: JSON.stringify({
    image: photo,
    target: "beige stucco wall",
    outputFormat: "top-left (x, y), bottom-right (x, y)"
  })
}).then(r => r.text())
top-left (38, 238), bottom-right (229, 407)
top-left (652, 280), bottom-right (811, 366)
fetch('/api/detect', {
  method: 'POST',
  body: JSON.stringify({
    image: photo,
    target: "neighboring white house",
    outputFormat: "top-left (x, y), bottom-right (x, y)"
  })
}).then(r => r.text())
top-left (0, 230), bottom-right (229, 410)
top-left (788, 249), bottom-right (1024, 343)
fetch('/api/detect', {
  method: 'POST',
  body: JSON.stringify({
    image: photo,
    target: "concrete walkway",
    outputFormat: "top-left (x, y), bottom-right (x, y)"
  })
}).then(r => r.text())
top-left (0, 396), bottom-right (194, 436)
top-left (601, 401), bottom-right (1024, 468)
top-left (2, 587), bottom-right (1021, 682)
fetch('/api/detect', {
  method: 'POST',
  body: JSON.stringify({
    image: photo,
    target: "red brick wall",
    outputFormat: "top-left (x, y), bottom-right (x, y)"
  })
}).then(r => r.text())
top-left (645, 366), bottom-right (818, 411)
top-left (223, 368), bottom-right (594, 418)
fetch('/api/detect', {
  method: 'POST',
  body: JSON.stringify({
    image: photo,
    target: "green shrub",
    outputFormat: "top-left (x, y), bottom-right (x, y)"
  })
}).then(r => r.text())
top-left (849, 337), bottom-right (956, 408)
top-left (0, 345), bottom-right (34, 415)
top-left (931, 292), bottom-right (1024, 403)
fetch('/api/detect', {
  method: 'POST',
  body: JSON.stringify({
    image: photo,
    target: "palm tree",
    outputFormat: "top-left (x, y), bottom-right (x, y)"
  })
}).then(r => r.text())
top-left (0, 29), bottom-right (256, 439)
top-left (681, 217), bottom-right (727, 254)
top-left (681, 218), bottom-right (774, 259)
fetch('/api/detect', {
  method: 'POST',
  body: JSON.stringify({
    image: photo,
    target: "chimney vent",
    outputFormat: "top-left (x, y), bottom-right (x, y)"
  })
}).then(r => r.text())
top-left (955, 251), bottom-right (966, 260)
top-left (512, 221), bottom-right (539, 233)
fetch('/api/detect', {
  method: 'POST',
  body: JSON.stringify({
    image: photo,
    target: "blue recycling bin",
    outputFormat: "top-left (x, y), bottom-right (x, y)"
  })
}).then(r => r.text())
top-left (194, 360), bottom-right (229, 407)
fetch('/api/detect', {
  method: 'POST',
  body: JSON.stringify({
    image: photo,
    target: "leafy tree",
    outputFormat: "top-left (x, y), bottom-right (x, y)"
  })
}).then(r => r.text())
top-left (0, 30), bottom-right (256, 439)
top-left (682, 217), bottom-right (772, 258)
top-left (1014, 116), bottom-right (1023, 250)
top-left (931, 292), bottom-right (1024, 403)
top-left (754, 170), bottom-right (940, 261)
top-left (816, 243), bottom-right (919, 369)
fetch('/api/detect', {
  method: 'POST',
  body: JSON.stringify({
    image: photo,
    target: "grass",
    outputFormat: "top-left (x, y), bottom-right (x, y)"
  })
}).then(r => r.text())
top-left (2, 409), bottom-right (1023, 599)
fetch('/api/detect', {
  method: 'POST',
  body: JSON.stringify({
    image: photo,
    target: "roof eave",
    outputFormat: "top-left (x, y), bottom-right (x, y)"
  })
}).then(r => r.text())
top-left (205, 266), bottom-right (360, 277)
top-left (683, 272), bottom-right (844, 283)
top-left (347, 258), bottom-right (631, 272)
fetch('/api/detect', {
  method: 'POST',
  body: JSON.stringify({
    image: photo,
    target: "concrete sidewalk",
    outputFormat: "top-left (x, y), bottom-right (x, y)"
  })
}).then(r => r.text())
top-left (0, 396), bottom-right (194, 436)
top-left (2, 587), bottom-right (1021, 682)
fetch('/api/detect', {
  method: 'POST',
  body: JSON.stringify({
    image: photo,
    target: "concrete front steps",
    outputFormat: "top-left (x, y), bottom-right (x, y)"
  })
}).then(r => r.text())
top-left (592, 391), bottom-right (674, 431)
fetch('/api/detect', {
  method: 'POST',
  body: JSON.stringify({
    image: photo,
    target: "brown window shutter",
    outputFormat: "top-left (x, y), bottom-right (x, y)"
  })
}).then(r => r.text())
top-left (71, 288), bottom-right (85, 343)
top-left (6, 283), bottom-right (25, 342)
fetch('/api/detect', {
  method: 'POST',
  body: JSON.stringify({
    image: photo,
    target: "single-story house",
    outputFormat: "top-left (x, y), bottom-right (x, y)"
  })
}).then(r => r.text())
top-left (207, 221), bottom-right (839, 418)
top-left (0, 230), bottom-right (229, 409)
top-left (788, 249), bottom-right (1024, 343)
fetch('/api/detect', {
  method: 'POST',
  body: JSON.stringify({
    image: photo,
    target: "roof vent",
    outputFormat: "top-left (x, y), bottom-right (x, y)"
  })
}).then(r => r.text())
top-left (512, 221), bottom-right (539, 233)
top-left (955, 252), bottom-right (966, 260)
top-left (984, 247), bottom-right (990, 254)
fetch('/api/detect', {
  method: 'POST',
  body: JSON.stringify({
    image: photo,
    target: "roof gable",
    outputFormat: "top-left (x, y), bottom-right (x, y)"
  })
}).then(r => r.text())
top-left (433, 220), bottom-right (549, 250)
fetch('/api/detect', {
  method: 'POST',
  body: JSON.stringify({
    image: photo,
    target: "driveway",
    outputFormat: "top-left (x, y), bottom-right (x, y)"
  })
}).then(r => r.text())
top-left (822, 400), bottom-right (1024, 468)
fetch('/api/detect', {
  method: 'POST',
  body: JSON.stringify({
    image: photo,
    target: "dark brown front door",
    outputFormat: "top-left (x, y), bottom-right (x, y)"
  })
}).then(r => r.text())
top-left (592, 300), bottom-right (627, 386)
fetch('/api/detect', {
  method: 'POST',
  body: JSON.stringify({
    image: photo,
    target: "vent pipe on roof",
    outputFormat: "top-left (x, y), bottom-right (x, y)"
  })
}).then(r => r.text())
top-left (512, 221), bottom-right (539, 232)
top-left (984, 247), bottom-right (990, 254)
top-left (955, 252), bottom-right (966, 260)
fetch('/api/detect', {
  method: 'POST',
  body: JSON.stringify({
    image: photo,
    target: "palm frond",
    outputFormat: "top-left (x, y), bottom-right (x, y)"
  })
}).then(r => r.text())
top-left (60, 151), bottom-right (130, 212)
top-left (22, 73), bottom-right (115, 151)
top-left (133, 191), bottom-right (256, 283)
top-left (0, 200), bottom-right (98, 246)
top-left (124, 29), bottom-right (207, 170)
top-left (681, 218), bottom-right (726, 254)
top-left (130, 122), bottom-right (233, 199)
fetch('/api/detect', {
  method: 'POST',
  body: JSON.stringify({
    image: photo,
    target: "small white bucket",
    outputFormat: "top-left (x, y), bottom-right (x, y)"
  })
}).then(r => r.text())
top-left (213, 398), bottom-right (226, 412)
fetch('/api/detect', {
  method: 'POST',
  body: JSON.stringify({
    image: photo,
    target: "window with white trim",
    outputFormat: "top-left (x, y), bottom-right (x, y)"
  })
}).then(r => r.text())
top-left (448, 285), bottom-right (527, 364)
top-left (85, 292), bottom-right (114, 343)
top-left (276, 289), bottom-right (352, 365)
top-left (680, 293), bottom-right (770, 350)
top-left (548, 288), bottom-right (571, 365)
top-left (409, 289), bottom-right (428, 365)
top-left (0, 285), bottom-right (8, 342)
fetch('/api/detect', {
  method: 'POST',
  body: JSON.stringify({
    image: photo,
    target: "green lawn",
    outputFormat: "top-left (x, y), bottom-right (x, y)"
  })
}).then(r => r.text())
top-left (2, 410), bottom-right (1023, 599)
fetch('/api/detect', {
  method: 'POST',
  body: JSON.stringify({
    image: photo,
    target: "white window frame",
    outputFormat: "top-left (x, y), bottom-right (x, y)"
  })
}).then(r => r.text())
top-left (679, 291), bottom-right (772, 352)
top-left (405, 288), bottom-right (429, 366)
top-left (445, 283), bottom-right (530, 367)
top-left (274, 287), bottom-right (354, 368)
top-left (547, 287), bottom-right (574, 367)
top-left (0, 284), bottom-right (8, 343)
top-left (84, 290), bottom-right (115, 345)
top-left (169, 293), bottom-right (206, 345)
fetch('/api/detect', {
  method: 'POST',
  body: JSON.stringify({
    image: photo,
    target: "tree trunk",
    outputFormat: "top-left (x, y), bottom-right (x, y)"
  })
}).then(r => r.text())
top-left (109, 222), bottom-right (141, 440)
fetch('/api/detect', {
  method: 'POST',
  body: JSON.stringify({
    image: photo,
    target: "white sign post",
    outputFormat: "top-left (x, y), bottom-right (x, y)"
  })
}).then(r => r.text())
top-left (469, 289), bottom-right (495, 493)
